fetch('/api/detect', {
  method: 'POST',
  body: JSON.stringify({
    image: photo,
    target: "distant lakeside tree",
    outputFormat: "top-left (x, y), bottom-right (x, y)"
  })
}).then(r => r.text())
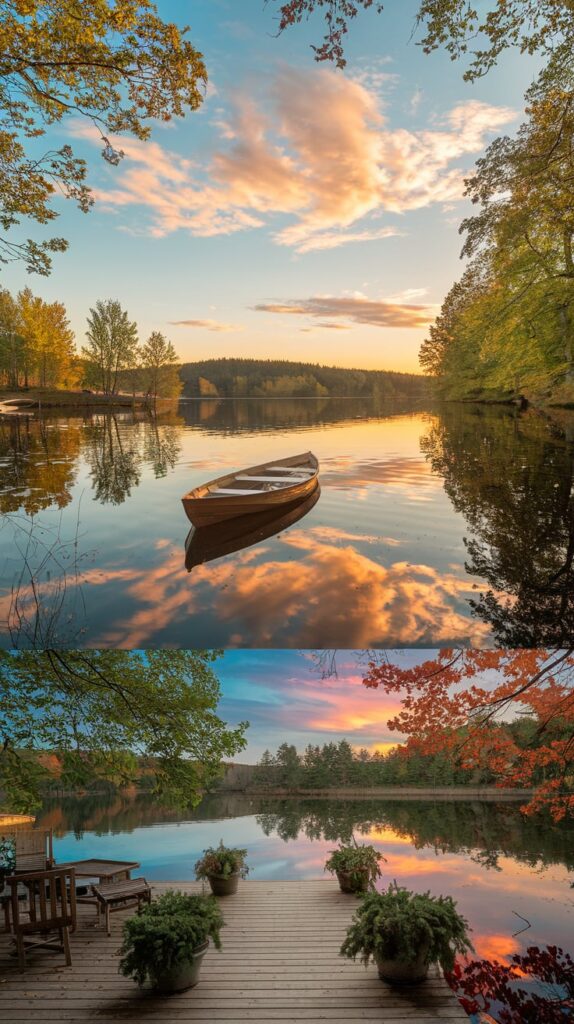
top-left (180, 358), bottom-right (429, 400)
top-left (0, 650), bottom-right (248, 812)
top-left (252, 732), bottom-right (543, 793)
top-left (0, 0), bottom-right (207, 275)
top-left (140, 331), bottom-right (182, 400)
top-left (0, 284), bottom-right (76, 388)
top-left (83, 299), bottom-right (139, 395)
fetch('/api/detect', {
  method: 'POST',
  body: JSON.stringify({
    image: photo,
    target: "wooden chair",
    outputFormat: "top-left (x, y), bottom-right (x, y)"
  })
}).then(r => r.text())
top-left (6, 867), bottom-right (76, 970)
top-left (14, 828), bottom-right (54, 873)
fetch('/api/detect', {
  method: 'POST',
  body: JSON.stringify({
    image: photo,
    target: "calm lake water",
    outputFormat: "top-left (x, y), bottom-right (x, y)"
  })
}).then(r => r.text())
top-left (35, 791), bottom-right (574, 972)
top-left (1, 397), bottom-right (573, 647)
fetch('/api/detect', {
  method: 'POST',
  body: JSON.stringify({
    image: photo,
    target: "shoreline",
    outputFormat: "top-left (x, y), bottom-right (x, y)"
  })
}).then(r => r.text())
top-left (239, 785), bottom-right (534, 800)
top-left (0, 388), bottom-right (178, 412)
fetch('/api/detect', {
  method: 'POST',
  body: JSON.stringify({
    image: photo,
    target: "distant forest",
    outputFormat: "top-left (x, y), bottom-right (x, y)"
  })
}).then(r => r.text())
top-left (253, 726), bottom-right (571, 791)
top-left (180, 358), bottom-right (429, 399)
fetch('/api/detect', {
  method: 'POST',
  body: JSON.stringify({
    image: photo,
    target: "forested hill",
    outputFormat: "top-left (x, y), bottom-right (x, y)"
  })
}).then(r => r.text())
top-left (179, 358), bottom-right (429, 399)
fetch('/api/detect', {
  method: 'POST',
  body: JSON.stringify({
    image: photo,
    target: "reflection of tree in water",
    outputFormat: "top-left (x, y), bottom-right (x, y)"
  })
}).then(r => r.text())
top-left (33, 791), bottom-right (574, 876)
top-left (84, 414), bottom-right (141, 504)
top-left (421, 404), bottom-right (574, 645)
top-left (255, 797), bottom-right (574, 873)
top-left (84, 412), bottom-right (182, 504)
top-left (0, 415), bottom-right (81, 514)
top-left (178, 396), bottom-right (427, 435)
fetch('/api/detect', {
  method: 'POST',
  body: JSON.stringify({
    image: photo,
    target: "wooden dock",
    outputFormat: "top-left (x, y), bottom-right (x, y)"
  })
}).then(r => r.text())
top-left (0, 880), bottom-right (469, 1022)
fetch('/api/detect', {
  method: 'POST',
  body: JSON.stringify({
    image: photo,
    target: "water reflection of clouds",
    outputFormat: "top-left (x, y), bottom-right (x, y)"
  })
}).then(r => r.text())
top-left (93, 528), bottom-right (490, 647)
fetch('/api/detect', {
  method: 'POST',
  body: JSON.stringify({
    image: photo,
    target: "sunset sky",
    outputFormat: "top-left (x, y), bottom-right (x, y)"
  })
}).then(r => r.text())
top-left (3, 1), bottom-right (540, 371)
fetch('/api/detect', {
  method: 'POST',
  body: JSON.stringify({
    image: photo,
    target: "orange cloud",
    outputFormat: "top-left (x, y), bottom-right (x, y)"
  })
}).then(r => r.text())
top-left (72, 67), bottom-right (515, 253)
top-left (253, 294), bottom-right (435, 328)
top-left (92, 528), bottom-right (491, 648)
top-left (169, 319), bottom-right (243, 332)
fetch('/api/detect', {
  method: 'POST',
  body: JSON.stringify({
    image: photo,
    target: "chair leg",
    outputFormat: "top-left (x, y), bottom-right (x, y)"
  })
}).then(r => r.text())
top-left (15, 931), bottom-right (26, 971)
top-left (62, 925), bottom-right (72, 967)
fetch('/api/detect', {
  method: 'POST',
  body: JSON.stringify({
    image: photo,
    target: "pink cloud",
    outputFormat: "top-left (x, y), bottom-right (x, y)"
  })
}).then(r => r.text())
top-left (72, 67), bottom-right (515, 253)
top-left (253, 294), bottom-right (436, 328)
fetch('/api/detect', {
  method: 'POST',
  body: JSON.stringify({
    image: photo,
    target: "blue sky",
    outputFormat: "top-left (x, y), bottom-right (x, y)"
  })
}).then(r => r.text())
top-left (3, 1), bottom-right (540, 371)
top-left (216, 648), bottom-right (430, 761)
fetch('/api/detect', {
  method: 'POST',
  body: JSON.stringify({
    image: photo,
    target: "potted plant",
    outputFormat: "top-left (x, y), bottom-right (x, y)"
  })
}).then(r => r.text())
top-left (341, 883), bottom-right (473, 985)
top-left (325, 843), bottom-right (385, 893)
top-left (0, 837), bottom-right (15, 893)
top-left (195, 840), bottom-right (249, 896)
top-left (119, 890), bottom-right (224, 993)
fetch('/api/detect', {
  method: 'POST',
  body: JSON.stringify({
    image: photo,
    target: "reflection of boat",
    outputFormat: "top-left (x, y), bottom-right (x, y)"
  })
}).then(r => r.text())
top-left (0, 398), bottom-right (36, 416)
top-left (181, 451), bottom-right (319, 526)
top-left (185, 484), bottom-right (320, 570)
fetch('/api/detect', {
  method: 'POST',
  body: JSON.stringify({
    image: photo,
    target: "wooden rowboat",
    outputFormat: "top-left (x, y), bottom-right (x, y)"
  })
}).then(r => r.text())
top-left (181, 451), bottom-right (319, 527)
top-left (185, 484), bottom-right (321, 570)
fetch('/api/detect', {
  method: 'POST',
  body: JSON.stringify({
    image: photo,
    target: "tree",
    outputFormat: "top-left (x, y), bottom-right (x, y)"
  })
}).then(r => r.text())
top-left (18, 287), bottom-right (76, 387)
top-left (361, 649), bottom-right (574, 820)
top-left (0, 650), bottom-right (247, 812)
top-left (0, 286), bottom-right (23, 387)
top-left (0, 0), bottom-right (207, 275)
top-left (140, 331), bottom-right (181, 398)
top-left (83, 299), bottom-right (138, 394)
top-left (273, 1), bottom-right (574, 78)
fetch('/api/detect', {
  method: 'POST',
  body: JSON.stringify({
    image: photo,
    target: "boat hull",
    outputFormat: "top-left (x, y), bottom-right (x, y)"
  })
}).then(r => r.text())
top-left (181, 452), bottom-right (319, 527)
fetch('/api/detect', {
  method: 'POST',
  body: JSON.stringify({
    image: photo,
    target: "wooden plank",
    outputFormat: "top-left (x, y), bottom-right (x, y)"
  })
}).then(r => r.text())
top-left (0, 880), bottom-right (469, 1023)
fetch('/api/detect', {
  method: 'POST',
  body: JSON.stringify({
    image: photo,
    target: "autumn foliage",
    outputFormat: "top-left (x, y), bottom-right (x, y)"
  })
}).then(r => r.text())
top-left (362, 650), bottom-right (574, 820)
top-left (446, 945), bottom-right (574, 1023)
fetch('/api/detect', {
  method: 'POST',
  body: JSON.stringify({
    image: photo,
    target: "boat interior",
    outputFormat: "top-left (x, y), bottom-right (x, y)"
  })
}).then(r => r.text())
top-left (206, 464), bottom-right (317, 497)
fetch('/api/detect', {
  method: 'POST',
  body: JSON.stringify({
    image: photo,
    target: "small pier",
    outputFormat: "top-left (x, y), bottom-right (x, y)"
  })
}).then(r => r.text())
top-left (0, 880), bottom-right (469, 1022)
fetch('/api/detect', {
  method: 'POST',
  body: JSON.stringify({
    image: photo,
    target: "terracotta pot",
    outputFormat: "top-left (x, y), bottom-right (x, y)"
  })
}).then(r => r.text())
top-left (208, 872), bottom-right (240, 896)
top-left (375, 944), bottom-right (431, 985)
top-left (152, 940), bottom-right (209, 993)
top-left (336, 868), bottom-right (370, 894)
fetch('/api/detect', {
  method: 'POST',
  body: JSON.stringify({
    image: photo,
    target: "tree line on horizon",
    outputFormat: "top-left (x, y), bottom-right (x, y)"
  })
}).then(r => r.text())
top-left (253, 723), bottom-right (572, 795)
top-left (180, 358), bottom-right (429, 399)
top-left (0, 289), bottom-right (181, 398)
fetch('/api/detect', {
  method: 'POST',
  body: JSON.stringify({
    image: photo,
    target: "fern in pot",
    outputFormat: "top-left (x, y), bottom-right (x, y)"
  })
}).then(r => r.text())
top-left (324, 843), bottom-right (385, 893)
top-left (119, 890), bottom-right (224, 993)
top-left (195, 840), bottom-right (249, 896)
top-left (341, 883), bottom-right (473, 984)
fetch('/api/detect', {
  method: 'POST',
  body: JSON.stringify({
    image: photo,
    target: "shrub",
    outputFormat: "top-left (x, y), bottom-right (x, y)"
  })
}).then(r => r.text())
top-left (195, 840), bottom-right (249, 880)
top-left (324, 844), bottom-right (385, 888)
top-left (341, 883), bottom-right (473, 973)
top-left (119, 890), bottom-right (224, 987)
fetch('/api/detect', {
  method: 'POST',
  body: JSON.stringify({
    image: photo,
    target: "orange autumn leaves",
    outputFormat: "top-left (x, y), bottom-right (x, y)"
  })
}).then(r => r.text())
top-left (362, 649), bottom-right (574, 821)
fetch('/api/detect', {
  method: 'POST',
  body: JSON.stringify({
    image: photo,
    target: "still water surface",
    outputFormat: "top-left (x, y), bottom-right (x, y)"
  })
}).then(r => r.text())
top-left (1, 397), bottom-right (573, 647)
top-left (37, 791), bottom-right (574, 969)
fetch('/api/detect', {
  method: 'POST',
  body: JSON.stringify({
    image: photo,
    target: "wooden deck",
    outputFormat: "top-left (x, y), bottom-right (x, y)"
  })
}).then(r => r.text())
top-left (0, 880), bottom-right (469, 1023)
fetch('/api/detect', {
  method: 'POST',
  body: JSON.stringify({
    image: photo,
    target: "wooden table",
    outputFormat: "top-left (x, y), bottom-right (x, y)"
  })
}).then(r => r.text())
top-left (56, 859), bottom-right (140, 883)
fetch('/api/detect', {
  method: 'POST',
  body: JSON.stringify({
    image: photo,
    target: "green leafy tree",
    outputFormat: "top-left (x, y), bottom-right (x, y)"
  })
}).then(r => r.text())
top-left (0, 650), bottom-right (248, 812)
top-left (0, 0), bottom-right (207, 275)
top-left (83, 299), bottom-right (138, 394)
top-left (140, 331), bottom-right (181, 398)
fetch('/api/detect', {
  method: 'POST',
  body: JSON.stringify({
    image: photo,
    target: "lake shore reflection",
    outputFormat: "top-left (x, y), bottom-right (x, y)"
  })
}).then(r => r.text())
top-left (1, 398), bottom-right (574, 647)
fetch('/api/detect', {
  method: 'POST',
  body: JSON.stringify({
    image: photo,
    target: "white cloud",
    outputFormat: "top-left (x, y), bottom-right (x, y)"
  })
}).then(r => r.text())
top-left (72, 66), bottom-right (516, 254)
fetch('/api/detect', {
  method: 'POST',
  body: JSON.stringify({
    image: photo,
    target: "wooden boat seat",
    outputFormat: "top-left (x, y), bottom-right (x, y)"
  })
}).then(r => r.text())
top-left (236, 475), bottom-right (307, 483)
top-left (208, 487), bottom-right (267, 496)
top-left (267, 466), bottom-right (315, 474)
